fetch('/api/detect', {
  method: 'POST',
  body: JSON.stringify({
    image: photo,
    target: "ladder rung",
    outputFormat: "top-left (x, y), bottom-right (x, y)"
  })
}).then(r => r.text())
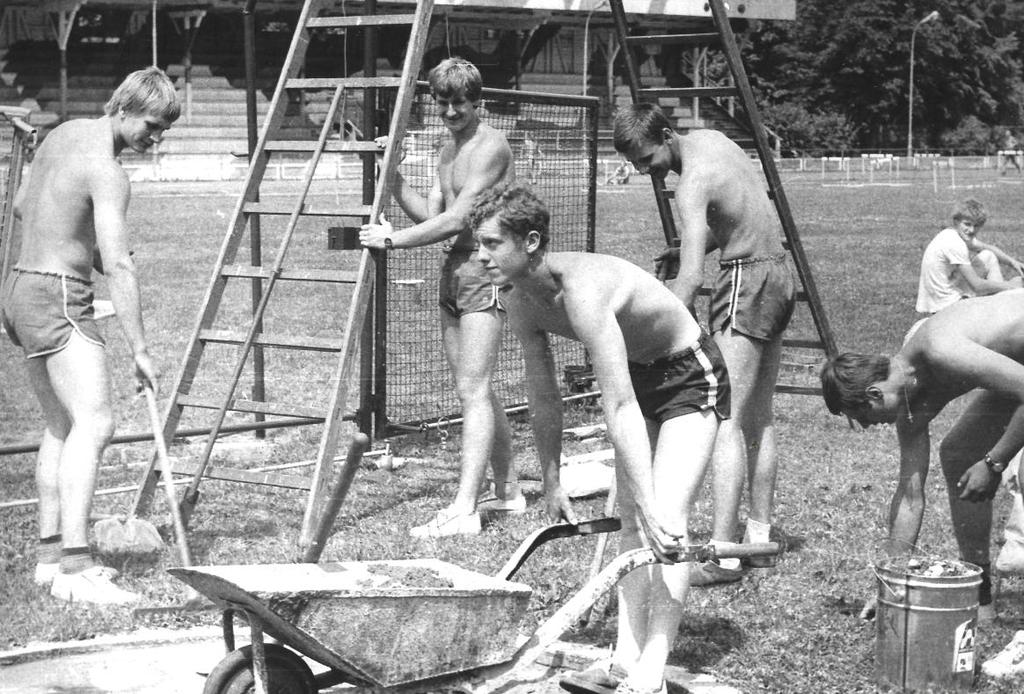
top-left (656, 187), bottom-right (674, 200)
top-left (774, 384), bottom-right (822, 396)
top-left (782, 338), bottom-right (824, 350)
top-left (221, 265), bottom-right (359, 284)
top-left (626, 33), bottom-right (720, 48)
top-left (639, 87), bottom-right (739, 100)
top-left (265, 140), bottom-right (382, 153)
top-left (199, 329), bottom-right (343, 352)
top-left (287, 77), bottom-right (403, 90)
top-left (243, 202), bottom-right (372, 218)
top-left (306, 14), bottom-right (417, 28)
top-left (172, 460), bottom-right (313, 491)
top-left (176, 394), bottom-right (326, 420)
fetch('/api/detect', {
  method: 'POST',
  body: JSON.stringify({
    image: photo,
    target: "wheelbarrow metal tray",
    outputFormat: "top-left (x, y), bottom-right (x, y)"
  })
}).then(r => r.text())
top-left (170, 560), bottom-right (533, 687)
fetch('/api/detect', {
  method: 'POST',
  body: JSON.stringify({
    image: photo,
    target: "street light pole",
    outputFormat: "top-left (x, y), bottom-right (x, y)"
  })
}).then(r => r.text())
top-left (907, 10), bottom-right (940, 160)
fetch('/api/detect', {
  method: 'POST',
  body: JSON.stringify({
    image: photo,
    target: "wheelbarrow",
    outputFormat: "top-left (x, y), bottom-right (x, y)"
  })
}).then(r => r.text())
top-left (170, 518), bottom-right (779, 694)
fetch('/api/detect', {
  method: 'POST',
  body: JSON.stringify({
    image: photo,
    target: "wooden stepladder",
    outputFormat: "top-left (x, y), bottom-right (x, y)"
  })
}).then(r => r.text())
top-left (607, 0), bottom-right (836, 394)
top-left (130, 0), bottom-right (435, 555)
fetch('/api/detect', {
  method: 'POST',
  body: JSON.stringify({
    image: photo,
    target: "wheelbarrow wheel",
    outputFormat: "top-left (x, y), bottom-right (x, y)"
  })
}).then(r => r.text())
top-left (202, 643), bottom-right (317, 694)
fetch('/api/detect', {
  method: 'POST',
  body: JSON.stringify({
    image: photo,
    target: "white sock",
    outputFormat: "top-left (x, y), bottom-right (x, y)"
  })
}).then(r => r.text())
top-left (745, 518), bottom-right (771, 544)
top-left (710, 539), bottom-right (741, 570)
top-left (493, 479), bottom-right (521, 499)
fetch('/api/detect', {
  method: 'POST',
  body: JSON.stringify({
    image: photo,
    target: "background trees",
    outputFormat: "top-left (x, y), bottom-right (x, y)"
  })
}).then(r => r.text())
top-left (744, 0), bottom-right (1024, 153)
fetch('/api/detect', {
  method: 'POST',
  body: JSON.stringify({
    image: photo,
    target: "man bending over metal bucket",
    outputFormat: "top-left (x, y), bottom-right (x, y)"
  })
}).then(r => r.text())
top-left (820, 289), bottom-right (1024, 642)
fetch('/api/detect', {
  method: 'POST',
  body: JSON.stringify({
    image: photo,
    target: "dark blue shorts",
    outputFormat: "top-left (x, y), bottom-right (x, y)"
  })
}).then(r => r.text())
top-left (438, 248), bottom-right (507, 318)
top-left (628, 332), bottom-right (731, 424)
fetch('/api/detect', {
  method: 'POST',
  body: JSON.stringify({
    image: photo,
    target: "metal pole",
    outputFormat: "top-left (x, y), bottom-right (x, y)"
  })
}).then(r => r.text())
top-left (364, 0), bottom-right (382, 437)
top-left (0, 417), bottom-right (320, 457)
top-left (582, 0), bottom-right (608, 97)
top-left (907, 11), bottom-right (939, 160)
top-left (242, 0), bottom-right (267, 438)
top-left (906, 29), bottom-right (916, 160)
top-left (152, 0), bottom-right (158, 66)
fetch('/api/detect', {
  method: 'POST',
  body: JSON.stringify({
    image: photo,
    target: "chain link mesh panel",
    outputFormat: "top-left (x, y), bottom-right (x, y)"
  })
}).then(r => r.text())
top-left (379, 86), bottom-right (597, 432)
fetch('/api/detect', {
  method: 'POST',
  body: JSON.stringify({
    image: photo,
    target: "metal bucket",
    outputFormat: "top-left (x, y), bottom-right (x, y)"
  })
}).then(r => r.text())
top-left (875, 558), bottom-right (982, 692)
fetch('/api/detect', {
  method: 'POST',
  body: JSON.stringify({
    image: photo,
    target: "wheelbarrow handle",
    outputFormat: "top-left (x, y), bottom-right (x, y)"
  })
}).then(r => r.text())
top-left (475, 541), bottom-right (782, 693)
top-left (476, 547), bottom-right (658, 694)
top-left (496, 517), bottom-right (621, 582)
top-left (711, 541), bottom-right (781, 561)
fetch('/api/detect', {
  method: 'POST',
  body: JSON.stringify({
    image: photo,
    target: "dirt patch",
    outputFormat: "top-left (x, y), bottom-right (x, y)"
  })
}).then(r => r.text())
top-left (893, 558), bottom-right (978, 578)
top-left (364, 564), bottom-right (456, 589)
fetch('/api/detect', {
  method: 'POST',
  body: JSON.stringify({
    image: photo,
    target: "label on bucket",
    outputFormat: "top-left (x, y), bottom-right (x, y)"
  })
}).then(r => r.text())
top-left (952, 618), bottom-right (976, 673)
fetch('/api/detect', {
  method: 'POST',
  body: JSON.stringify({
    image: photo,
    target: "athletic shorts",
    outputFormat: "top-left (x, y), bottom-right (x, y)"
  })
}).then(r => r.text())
top-left (0, 268), bottom-right (105, 358)
top-left (628, 332), bottom-right (731, 424)
top-left (709, 254), bottom-right (796, 341)
top-left (438, 248), bottom-right (506, 318)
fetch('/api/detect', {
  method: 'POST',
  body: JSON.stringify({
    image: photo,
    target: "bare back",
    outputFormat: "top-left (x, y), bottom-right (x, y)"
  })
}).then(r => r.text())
top-left (906, 290), bottom-right (1024, 415)
top-left (437, 122), bottom-right (514, 247)
top-left (14, 118), bottom-right (125, 280)
top-left (676, 130), bottom-right (783, 261)
top-left (509, 252), bottom-right (703, 362)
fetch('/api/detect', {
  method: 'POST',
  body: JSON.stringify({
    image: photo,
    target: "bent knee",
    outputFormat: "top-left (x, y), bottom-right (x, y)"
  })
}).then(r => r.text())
top-left (454, 379), bottom-right (495, 405)
top-left (939, 436), bottom-right (982, 480)
top-left (72, 410), bottom-right (116, 445)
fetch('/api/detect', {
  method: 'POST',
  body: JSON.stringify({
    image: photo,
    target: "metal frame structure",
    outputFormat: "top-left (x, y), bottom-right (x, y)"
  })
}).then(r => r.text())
top-left (0, 105), bottom-right (36, 289)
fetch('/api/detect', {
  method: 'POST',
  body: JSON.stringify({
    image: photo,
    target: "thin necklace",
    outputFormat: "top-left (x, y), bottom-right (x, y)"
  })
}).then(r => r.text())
top-left (896, 362), bottom-right (915, 423)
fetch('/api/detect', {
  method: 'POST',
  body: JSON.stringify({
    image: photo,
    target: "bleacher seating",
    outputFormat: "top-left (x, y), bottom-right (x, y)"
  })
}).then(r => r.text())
top-left (0, 40), bottom-right (755, 169)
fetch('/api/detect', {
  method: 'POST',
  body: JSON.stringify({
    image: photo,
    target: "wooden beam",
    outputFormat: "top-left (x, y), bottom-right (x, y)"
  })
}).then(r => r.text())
top-left (31, 0), bottom-right (795, 21)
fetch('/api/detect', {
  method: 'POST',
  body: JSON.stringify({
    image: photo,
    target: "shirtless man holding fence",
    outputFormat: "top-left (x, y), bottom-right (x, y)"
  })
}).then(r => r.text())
top-left (360, 57), bottom-right (523, 537)
top-left (1, 67), bottom-right (179, 604)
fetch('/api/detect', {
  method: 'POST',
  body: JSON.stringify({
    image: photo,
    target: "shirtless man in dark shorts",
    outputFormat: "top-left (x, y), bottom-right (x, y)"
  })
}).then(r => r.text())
top-left (1, 67), bottom-right (179, 604)
top-left (613, 103), bottom-right (796, 584)
top-left (360, 57), bottom-right (521, 537)
top-left (469, 183), bottom-right (730, 694)
top-left (821, 289), bottom-right (1024, 624)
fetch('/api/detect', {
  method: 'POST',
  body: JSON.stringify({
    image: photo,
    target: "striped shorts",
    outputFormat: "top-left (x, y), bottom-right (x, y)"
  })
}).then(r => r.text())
top-left (1, 268), bottom-right (105, 358)
top-left (628, 332), bottom-right (730, 424)
top-left (710, 254), bottom-right (796, 341)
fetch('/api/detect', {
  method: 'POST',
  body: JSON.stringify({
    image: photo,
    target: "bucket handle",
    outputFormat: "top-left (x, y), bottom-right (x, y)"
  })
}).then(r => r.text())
top-left (872, 564), bottom-right (909, 601)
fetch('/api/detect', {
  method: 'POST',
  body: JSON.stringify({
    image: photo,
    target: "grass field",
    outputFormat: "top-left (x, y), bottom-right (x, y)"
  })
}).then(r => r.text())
top-left (3, 165), bottom-right (1024, 692)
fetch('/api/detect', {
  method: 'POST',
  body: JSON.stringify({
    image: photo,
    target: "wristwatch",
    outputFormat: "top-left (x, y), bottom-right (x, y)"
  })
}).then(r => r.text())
top-left (983, 453), bottom-right (1008, 474)
top-left (383, 236), bottom-right (394, 250)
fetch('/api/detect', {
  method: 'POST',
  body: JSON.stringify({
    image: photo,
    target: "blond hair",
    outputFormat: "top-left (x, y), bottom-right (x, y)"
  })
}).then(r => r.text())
top-left (105, 67), bottom-right (180, 122)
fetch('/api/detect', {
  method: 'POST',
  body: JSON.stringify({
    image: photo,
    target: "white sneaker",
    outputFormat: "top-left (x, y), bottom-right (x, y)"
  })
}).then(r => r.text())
top-left (996, 538), bottom-right (1024, 574)
top-left (36, 563), bottom-right (116, 587)
top-left (33, 562), bottom-right (60, 587)
top-left (477, 482), bottom-right (527, 514)
top-left (51, 566), bottom-right (139, 605)
top-left (410, 508), bottom-right (482, 538)
top-left (982, 630), bottom-right (1024, 679)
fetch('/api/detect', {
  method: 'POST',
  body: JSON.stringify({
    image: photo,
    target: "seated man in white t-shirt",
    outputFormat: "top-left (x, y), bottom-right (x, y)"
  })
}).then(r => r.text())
top-left (916, 198), bottom-right (1023, 315)
top-left (913, 198), bottom-right (1024, 593)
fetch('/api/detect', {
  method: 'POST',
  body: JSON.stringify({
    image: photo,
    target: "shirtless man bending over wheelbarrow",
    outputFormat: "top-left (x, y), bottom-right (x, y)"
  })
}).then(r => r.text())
top-left (468, 183), bottom-right (731, 694)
